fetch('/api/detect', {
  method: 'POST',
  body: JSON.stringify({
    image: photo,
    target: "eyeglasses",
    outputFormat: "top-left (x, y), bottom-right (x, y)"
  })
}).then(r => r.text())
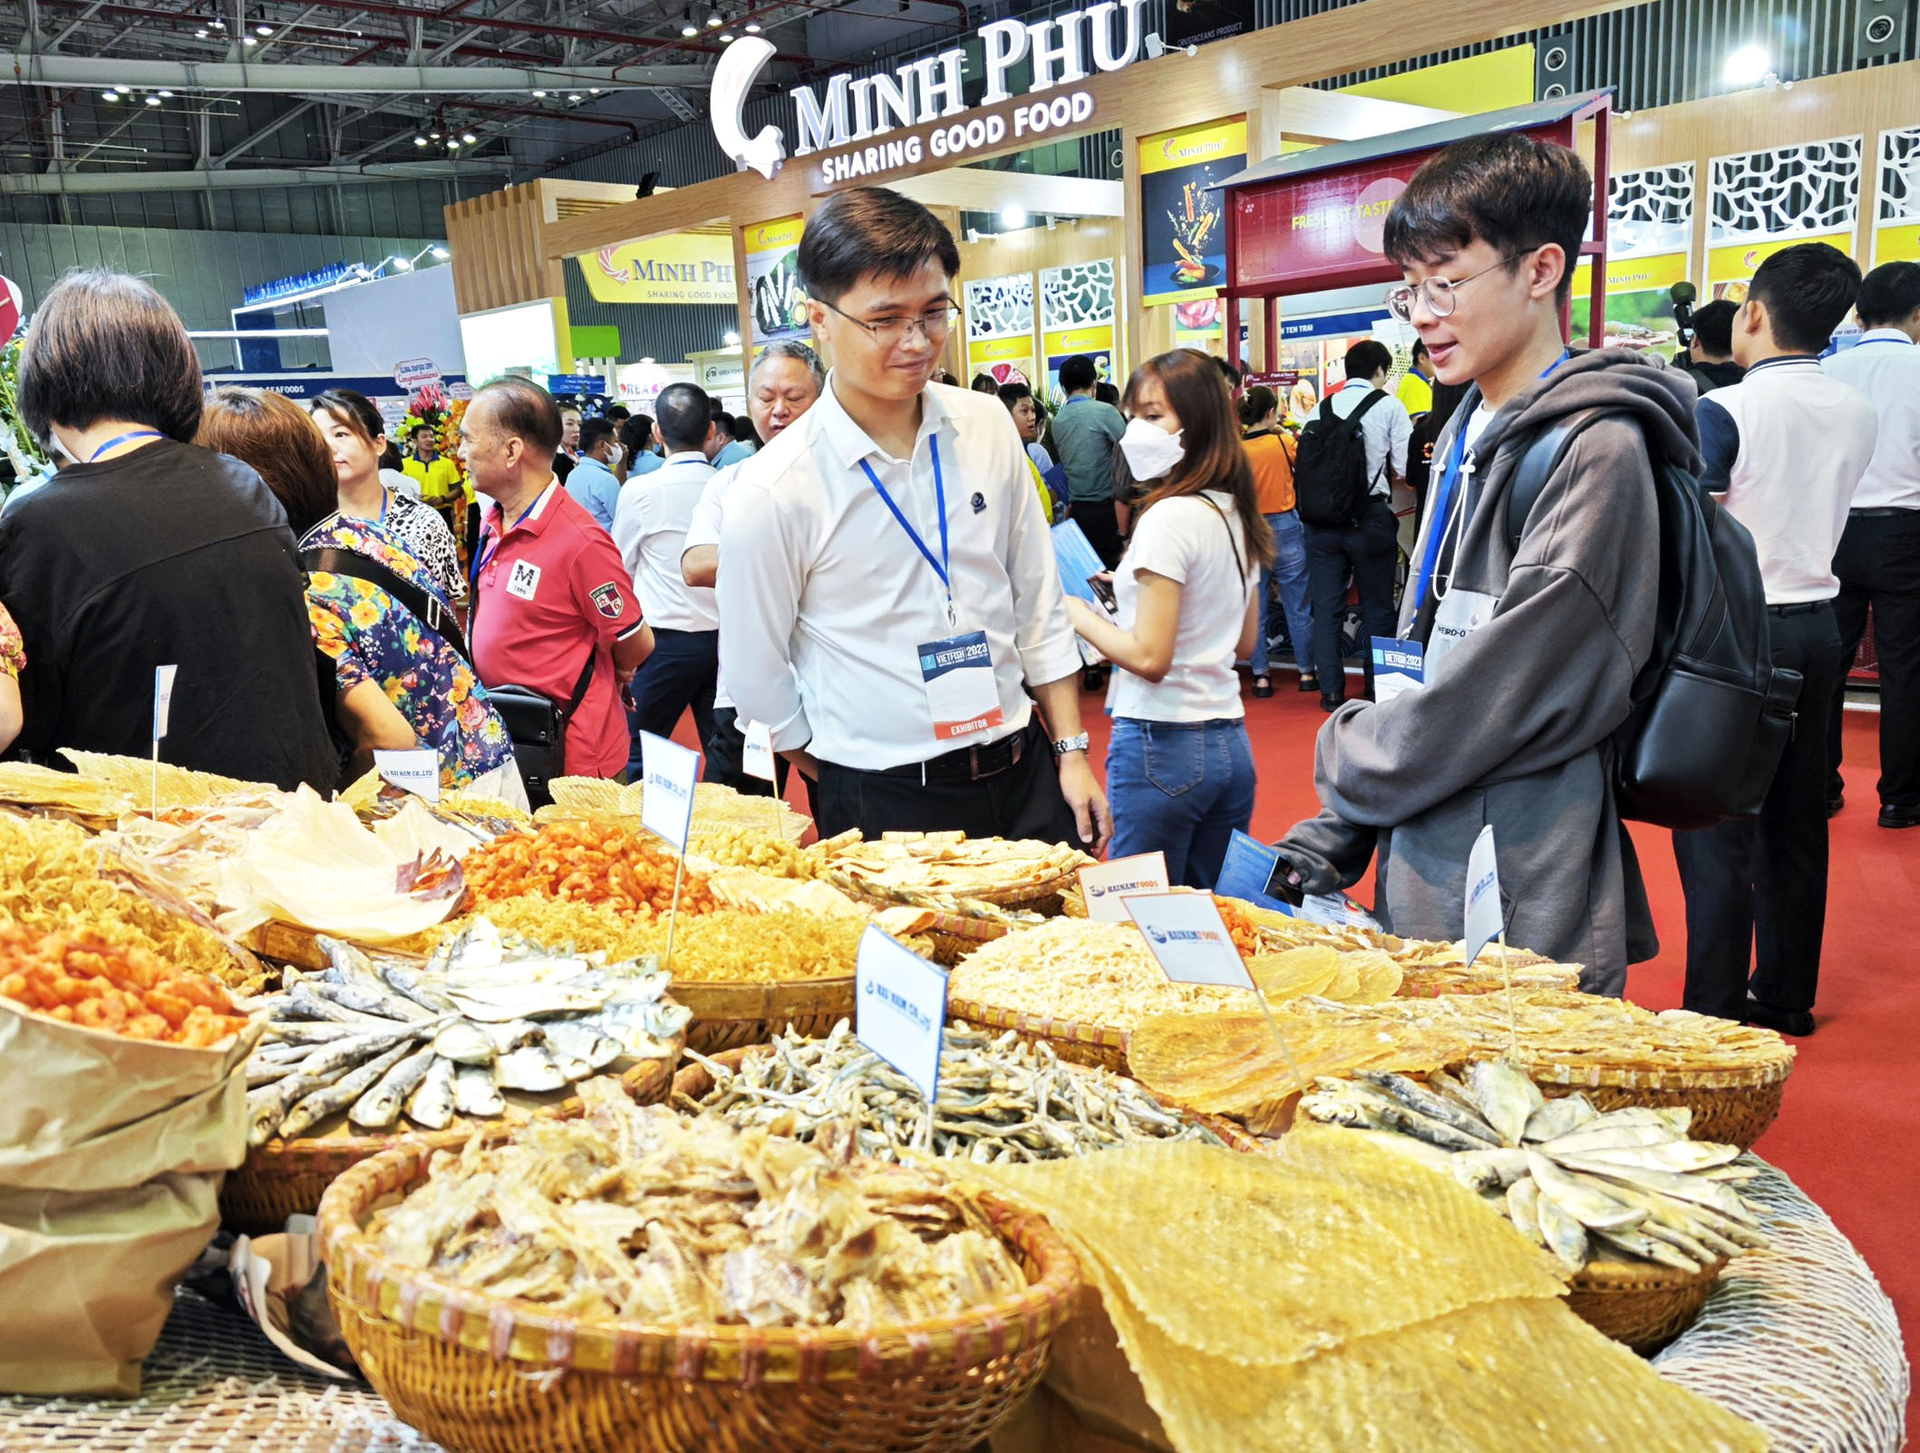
top-left (1384, 251), bottom-right (1535, 322)
top-left (818, 296), bottom-right (959, 346)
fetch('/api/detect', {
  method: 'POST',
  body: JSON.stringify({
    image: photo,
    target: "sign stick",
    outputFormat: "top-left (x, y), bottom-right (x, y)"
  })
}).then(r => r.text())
top-left (150, 739), bottom-right (160, 819)
top-left (1248, 981), bottom-right (1310, 1101)
top-left (662, 849), bottom-right (686, 975)
top-left (1499, 930), bottom-right (1517, 1059)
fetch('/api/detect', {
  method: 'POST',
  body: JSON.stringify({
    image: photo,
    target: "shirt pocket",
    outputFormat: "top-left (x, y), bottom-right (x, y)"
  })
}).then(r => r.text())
top-left (1144, 724), bottom-right (1205, 797)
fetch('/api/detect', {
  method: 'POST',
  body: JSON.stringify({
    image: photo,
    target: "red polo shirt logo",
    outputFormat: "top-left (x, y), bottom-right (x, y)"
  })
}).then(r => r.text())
top-left (590, 582), bottom-right (624, 618)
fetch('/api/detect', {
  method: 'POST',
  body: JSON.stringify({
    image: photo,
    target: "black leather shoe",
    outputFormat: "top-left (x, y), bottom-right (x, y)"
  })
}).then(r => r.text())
top-left (1319, 695), bottom-right (1343, 714)
top-left (1826, 792), bottom-right (1844, 818)
top-left (1878, 804), bottom-right (1920, 829)
top-left (1251, 675), bottom-right (1274, 698)
top-left (1743, 997), bottom-right (1815, 1037)
top-left (1298, 674), bottom-right (1320, 694)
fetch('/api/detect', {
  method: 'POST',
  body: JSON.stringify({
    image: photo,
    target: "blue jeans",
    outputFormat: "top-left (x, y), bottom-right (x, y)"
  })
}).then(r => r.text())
top-left (1249, 510), bottom-right (1316, 679)
top-left (1106, 717), bottom-right (1257, 889)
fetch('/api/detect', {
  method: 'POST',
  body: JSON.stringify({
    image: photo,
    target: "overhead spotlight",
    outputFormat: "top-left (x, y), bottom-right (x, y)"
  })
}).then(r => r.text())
top-left (430, 245), bottom-right (449, 260)
top-left (195, 27), bottom-right (208, 36)
top-left (1000, 204), bottom-right (1027, 229)
top-left (414, 134), bottom-right (429, 146)
top-left (743, 18), bottom-right (760, 30)
top-left (157, 88), bottom-right (173, 96)
top-left (145, 95), bottom-right (161, 105)
top-left (532, 89), bottom-right (547, 98)
top-left (430, 130), bottom-right (441, 138)
top-left (210, 16), bottom-right (224, 26)
top-left (1723, 44), bottom-right (1771, 86)
top-left (102, 89), bottom-right (120, 101)
top-left (723, 330), bottom-right (740, 346)
top-left (255, 23), bottom-right (271, 34)
top-left (241, 33), bottom-right (256, 43)
top-left (447, 139), bottom-right (460, 149)
top-left (705, 9), bottom-right (724, 25)
top-left (461, 131), bottom-right (477, 144)
top-left (681, 19), bottom-right (698, 33)
top-left (718, 30), bottom-right (733, 41)
top-left (588, 86), bottom-right (602, 93)
top-left (641, 356), bottom-right (656, 365)
top-left (114, 84), bottom-right (130, 93)
top-left (388, 254), bottom-right (413, 271)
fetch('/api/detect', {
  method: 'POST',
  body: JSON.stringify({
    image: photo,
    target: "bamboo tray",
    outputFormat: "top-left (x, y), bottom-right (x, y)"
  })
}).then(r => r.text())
top-left (1567, 1255), bottom-right (1727, 1355)
top-left (1529, 1055), bottom-right (1794, 1151)
top-left (946, 997), bottom-right (1130, 1074)
top-left (219, 1043), bottom-right (681, 1236)
top-left (671, 975), bottom-right (856, 1055)
top-left (318, 1145), bottom-right (1081, 1453)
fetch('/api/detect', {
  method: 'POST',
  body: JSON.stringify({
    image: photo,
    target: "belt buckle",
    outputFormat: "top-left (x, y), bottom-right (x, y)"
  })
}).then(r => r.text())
top-left (967, 743), bottom-right (987, 781)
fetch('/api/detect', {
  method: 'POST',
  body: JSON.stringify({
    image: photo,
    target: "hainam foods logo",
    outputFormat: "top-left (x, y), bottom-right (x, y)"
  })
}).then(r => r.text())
top-left (1143, 925), bottom-right (1226, 945)
top-left (711, 0), bottom-right (1148, 180)
top-left (1088, 878), bottom-right (1162, 898)
top-left (1163, 135), bottom-right (1225, 163)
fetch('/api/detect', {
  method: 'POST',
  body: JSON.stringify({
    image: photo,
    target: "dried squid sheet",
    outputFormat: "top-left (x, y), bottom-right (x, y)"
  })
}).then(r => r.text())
top-left (955, 1133), bottom-right (1563, 1367)
top-left (1127, 1011), bottom-right (1473, 1117)
top-left (1102, 1291), bottom-right (1768, 1453)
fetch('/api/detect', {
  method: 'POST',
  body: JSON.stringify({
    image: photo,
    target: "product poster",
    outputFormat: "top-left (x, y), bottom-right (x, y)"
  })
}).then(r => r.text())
top-left (1705, 136), bottom-right (1863, 301)
top-left (1569, 162), bottom-right (1695, 357)
top-left (584, 231), bottom-right (736, 305)
top-left (1873, 126), bottom-right (1920, 265)
top-left (1171, 297), bottom-right (1224, 352)
top-left (1706, 231), bottom-right (1858, 301)
top-left (964, 273), bottom-right (1038, 387)
top-left (1163, 0), bottom-right (1252, 49)
top-left (1039, 259), bottom-right (1118, 406)
top-left (1139, 117), bottom-right (1246, 306)
top-left (744, 215), bottom-right (808, 345)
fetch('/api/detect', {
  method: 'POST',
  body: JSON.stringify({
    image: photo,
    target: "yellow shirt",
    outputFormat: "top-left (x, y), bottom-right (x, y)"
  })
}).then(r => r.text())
top-left (1396, 370), bottom-right (1434, 418)
top-left (403, 454), bottom-right (463, 502)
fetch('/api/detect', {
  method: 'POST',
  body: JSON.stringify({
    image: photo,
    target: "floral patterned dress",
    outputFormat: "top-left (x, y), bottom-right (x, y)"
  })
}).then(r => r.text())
top-left (343, 489), bottom-right (467, 606)
top-left (299, 514), bottom-right (511, 788)
top-left (0, 602), bottom-right (23, 678)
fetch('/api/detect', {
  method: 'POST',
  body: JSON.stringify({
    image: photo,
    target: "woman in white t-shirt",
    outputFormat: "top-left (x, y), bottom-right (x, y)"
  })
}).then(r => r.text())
top-left (1065, 349), bottom-right (1276, 887)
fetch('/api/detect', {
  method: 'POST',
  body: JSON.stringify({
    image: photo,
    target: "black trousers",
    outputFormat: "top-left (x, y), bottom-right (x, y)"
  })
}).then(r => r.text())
top-left (1070, 497), bottom-right (1125, 570)
top-left (1303, 497), bottom-right (1399, 703)
top-left (1827, 509), bottom-right (1920, 812)
top-left (624, 627), bottom-right (717, 775)
top-left (704, 705), bottom-right (787, 796)
top-left (815, 717), bottom-right (1082, 846)
top-left (1674, 603), bottom-right (1846, 1019)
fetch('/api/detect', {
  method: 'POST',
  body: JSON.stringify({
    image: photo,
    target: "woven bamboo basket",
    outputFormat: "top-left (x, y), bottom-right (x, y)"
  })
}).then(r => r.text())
top-left (219, 1047), bottom-right (681, 1236)
top-left (1566, 1255), bottom-right (1726, 1355)
top-left (671, 976), bottom-right (857, 1055)
top-left (945, 998), bottom-right (1129, 1074)
top-left (318, 1146), bottom-right (1081, 1453)
top-left (1528, 1056), bottom-right (1793, 1151)
top-left (921, 912), bottom-right (1011, 966)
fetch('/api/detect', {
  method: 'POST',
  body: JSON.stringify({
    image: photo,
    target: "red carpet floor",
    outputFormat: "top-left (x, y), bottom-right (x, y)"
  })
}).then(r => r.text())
top-left (743, 678), bottom-right (1914, 1423)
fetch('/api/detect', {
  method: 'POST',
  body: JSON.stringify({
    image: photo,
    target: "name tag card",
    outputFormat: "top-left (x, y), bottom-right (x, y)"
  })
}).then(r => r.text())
top-left (1077, 853), bottom-right (1172, 922)
top-left (1370, 636), bottom-right (1425, 704)
top-left (740, 719), bottom-right (777, 783)
top-left (918, 630), bottom-right (1006, 741)
top-left (1123, 892), bottom-right (1255, 990)
top-left (639, 731), bottom-right (700, 851)
top-left (374, 748), bottom-right (442, 803)
top-left (855, 925), bottom-right (949, 1103)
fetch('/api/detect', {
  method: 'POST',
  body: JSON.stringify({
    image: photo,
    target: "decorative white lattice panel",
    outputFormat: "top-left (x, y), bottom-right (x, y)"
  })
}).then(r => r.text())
top-left (1039, 259), bottom-right (1116, 331)
top-left (963, 273), bottom-right (1034, 341)
top-left (1709, 136), bottom-right (1863, 244)
top-left (1609, 162), bottom-right (1694, 258)
top-left (1879, 126), bottom-right (1920, 224)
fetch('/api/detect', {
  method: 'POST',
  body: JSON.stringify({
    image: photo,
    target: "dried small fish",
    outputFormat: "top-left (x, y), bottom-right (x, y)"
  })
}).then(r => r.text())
top-left (495, 1044), bottom-right (567, 1092)
top-left (1357, 1071), bottom-right (1502, 1146)
top-left (348, 1044), bottom-right (440, 1130)
top-left (1462, 1060), bottom-right (1544, 1146)
top-left (431, 1020), bottom-right (496, 1066)
top-left (1523, 1094), bottom-right (1597, 1144)
top-left (280, 1043), bottom-right (413, 1140)
top-left (1527, 1152), bottom-right (1647, 1232)
top-left (453, 1063), bottom-right (507, 1118)
top-left (408, 1056), bottom-right (458, 1129)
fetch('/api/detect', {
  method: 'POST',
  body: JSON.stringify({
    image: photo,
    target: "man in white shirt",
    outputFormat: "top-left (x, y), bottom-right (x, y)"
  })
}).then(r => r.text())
top-left (611, 382), bottom-right (720, 774)
top-left (1821, 261), bottom-right (1920, 830)
top-left (682, 340), bottom-right (825, 795)
top-left (1301, 338), bottom-right (1411, 711)
top-left (718, 186), bottom-right (1110, 849)
top-left (1677, 243), bottom-right (1878, 1037)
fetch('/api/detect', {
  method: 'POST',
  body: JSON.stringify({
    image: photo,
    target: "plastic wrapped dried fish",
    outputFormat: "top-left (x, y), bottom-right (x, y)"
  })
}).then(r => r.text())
top-left (677, 1020), bottom-right (1219, 1164)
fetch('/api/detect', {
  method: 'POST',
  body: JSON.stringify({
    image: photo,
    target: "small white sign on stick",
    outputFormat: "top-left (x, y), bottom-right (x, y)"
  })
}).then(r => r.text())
top-left (740, 719), bottom-right (776, 783)
top-left (1463, 824), bottom-right (1504, 969)
top-left (639, 731), bottom-right (700, 851)
top-left (1077, 853), bottom-right (1171, 922)
top-left (152, 664), bottom-right (178, 742)
top-left (1122, 892), bottom-right (1255, 990)
top-left (374, 748), bottom-right (442, 803)
top-left (855, 925), bottom-right (949, 1104)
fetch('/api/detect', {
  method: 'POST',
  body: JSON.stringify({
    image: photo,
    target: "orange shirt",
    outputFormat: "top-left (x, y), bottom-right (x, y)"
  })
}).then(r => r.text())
top-left (1244, 431), bottom-right (1297, 514)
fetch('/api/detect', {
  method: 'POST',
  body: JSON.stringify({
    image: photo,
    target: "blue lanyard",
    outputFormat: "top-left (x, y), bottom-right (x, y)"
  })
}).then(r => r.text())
top-left (377, 488), bottom-right (390, 526)
top-left (472, 491), bottom-right (546, 585)
top-left (859, 436), bottom-right (953, 619)
top-left (88, 429), bottom-right (164, 462)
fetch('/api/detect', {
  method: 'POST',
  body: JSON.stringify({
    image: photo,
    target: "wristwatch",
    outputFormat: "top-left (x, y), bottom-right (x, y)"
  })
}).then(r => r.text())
top-left (1052, 732), bottom-right (1091, 758)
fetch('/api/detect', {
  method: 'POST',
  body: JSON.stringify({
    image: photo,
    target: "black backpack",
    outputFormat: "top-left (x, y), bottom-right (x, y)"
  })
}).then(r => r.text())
top-left (1293, 390), bottom-right (1386, 528)
top-left (1504, 412), bottom-right (1802, 830)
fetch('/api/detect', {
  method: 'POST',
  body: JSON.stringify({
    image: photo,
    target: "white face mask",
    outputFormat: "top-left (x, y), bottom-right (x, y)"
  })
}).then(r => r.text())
top-left (1118, 416), bottom-right (1185, 481)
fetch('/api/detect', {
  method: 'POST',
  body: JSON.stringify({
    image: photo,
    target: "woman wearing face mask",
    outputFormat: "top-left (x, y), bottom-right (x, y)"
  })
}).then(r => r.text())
top-left (310, 390), bottom-right (465, 608)
top-left (1064, 349), bottom-right (1275, 888)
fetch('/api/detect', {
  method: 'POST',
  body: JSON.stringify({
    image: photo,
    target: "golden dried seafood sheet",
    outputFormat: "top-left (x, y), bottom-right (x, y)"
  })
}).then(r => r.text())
top-left (700, 865), bottom-right (867, 918)
top-left (957, 1134), bottom-right (1563, 1366)
top-left (820, 831), bottom-right (1091, 898)
top-left (1128, 1011), bottom-right (1476, 1118)
top-left (370, 1079), bottom-right (1026, 1328)
top-left (948, 920), bottom-right (1251, 1030)
top-left (0, 762), bottom-right (135, 818)
top-left (1101, 1290), bottom-right (1766, 1453)
top-left (0, 814), bottom-right (258, 990)
top-left (682, 1021), bottom-right (1219, 1164)
top-left (545, 777), bottom-right (812, 843)
top-left (58, 748), bottom-right (274, 811)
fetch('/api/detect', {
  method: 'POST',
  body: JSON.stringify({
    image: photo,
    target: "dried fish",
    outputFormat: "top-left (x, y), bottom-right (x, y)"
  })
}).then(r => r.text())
top-left (348, 1044), bottom-right (440, 1130)
top-left (408, 1056), bottom-right (458, 1130)
top-left (493, 1045), bottom-right (567, 1092)
top-left (280, 1043), bottom-right (413, 1140)
top-left (453, 1063), bottom-right (507, 1118)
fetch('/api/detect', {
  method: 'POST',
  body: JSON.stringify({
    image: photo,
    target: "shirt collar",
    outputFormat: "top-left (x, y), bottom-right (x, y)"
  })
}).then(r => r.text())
top-left (815, 369), bottom-right (954, 471)
top-left (664, 449), bottom-right (708, 465)
top-left (489, 479), bottom-right (560, 538)
top-left (1744, 354), bottom-right (1823, 376)
top-left (1860, 328), bottom-right (1916, 346)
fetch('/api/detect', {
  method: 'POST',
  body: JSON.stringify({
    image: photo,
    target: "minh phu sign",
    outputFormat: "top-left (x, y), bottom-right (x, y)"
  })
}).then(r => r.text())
top-left (711, 0), bottom-right (1150, 182)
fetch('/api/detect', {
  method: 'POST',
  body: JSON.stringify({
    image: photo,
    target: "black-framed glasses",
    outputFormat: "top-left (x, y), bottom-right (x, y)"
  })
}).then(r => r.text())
top-left (1384, 251), bottom-right (1535, 322)
top-left (818, 295), bottom-right (960, 346)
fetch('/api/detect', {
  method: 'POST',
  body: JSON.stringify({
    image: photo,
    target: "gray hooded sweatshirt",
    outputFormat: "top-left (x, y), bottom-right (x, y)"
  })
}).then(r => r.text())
top-left (1278, 349), bottom-right (1700, 995)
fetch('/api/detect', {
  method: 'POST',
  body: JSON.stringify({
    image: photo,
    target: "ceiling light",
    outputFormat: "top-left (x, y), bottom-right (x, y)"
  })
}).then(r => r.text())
top-left (743, 18), bottom-right (760, 30)
top-left (429, 131), bottom-right (441, 139)
top-left (718, 30), bottom-right (733, 41)
top-left (157, 88), bottom-right (173, 96)
top-left (114, 84), bottom-right (130, 93)
top-left (531, 89), bottom-right (547, 98)
top-left (1723, 44), bottom-right (1771, 86)
top-left (641, 357), bottom-right (656, 365)
top-left (255, 22), bottom-right (271, 34)
top-left (210, 16), bottom-right (224, 26)
top-left (705, 9), bottom-right (724, 25)
top-left (195, 27), bottom-right (208, 36)
top-left (1000, 204), bottom-right (1027, 229)
top-left (241, 33), bottom-right (256, 43)
top-left (414, 134), bottom-right (428, 146)
top-left (681, 20), bottom-right (698, 33)
top-left (388, 255), bottom-right (413, 270)
top-left (145, 95), bottom-right (161, 105)
top-left (430, 245), bottom-right (449, 260)
top-left (588, 87), bottom-right (601, 93)
top-left (568, 92), bottom-right (582, 102)
top-left (102, 90), bottom-right (119, 101)
top-left (723, 329), bottom-right (740, 345)
top-left (446, 139), bottom-right (460, 149)
top-left (461, 131), bottom-right (476, 144)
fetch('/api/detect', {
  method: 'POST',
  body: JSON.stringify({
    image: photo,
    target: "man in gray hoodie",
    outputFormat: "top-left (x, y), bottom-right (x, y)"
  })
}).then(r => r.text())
top-left (1271, 133), bottom-right (1700, 995)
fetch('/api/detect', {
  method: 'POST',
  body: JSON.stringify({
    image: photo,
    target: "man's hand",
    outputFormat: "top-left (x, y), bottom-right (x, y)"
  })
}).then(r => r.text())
top-left (781, 747), bottom-right (823, 782)
top-left (1057, 751), bottom-right (1111, 853)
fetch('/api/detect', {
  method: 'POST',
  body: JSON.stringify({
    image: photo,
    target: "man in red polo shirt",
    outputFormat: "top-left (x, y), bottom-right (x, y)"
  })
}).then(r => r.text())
top-left (461, 379), bottom-right (653, 783)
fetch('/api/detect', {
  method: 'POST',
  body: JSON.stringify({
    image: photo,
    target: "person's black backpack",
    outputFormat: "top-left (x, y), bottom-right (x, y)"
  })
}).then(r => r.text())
top-left (1504, 412), bottom-right (1802, 830)
top-left (1293, 390), bottom-right (1386, 528)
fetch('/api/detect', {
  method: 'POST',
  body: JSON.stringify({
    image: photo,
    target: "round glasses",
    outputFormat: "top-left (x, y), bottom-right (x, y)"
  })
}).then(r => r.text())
top-left (820, 297), bottom-right (959, 346)
top-left (1384, 251), bottom-right (1532, 323)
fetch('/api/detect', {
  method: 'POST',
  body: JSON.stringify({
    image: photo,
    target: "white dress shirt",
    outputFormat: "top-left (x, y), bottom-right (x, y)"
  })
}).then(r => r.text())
top-left (611, 450), bottom-right (718, 631)
top-left (1327, 384), bottom-right (1412, 495)
top-left (718, 376), bottom-right (1081, 770)
top-left (683, 460), bottom-right (745, 709)
top-left (1822, 330), bottom-right (1920, 511)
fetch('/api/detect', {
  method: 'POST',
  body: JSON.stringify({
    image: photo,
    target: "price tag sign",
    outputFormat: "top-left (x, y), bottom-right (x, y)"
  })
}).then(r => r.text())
top-left (1076, 852), bottom-right (1170, 922)
top-left (1123, 892), bottom-right (1254, 990)
top-left (639, 731), bottom-right (699, 851)
top-left (855, 925), bottom-right (948, 1103)
top-left (740, 719), bottom-right (777, 784)
top-left (374, 748), bottom-right (442, 803)
top-left (1464, 823), bottom-right (1504, 968)
top-left (152, 664), bottom-right (178, 741)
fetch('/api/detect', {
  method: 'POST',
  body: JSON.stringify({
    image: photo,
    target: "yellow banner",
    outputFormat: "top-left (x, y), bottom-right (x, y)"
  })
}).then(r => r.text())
top-left (1139, 118), bottom-right (1248, 178)
top-left (1043, 327), bottom-right (1114, 356)
top-left (1874, 222), bottom-right (1920, 265)
top-left (969, 336), bottom-right (1034, 365)
top-left (1706, 231), bottom-right (1857, 294)
top-left (744, 215), bottom-right (803, 256)
top-left (583, 232), bottom-right (736, 305)
top-left (1574, 251), bottom-right (1691, 294)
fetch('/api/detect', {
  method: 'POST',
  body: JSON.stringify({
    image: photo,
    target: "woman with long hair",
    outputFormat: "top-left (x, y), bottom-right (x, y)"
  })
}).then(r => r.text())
top-left (310, 388), bottom-right (464, 606)
top-left (1065, 349), bottom-right (1276, 887)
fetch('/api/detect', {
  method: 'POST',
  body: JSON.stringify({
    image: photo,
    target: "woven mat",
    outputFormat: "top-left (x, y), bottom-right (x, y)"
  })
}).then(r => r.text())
top-left (0, 1159), bottom-right (1905, 1452)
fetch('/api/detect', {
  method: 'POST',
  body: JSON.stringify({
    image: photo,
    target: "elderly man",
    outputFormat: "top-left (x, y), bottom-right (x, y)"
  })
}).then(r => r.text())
top-left (683, 340), bottom-right (825, 794)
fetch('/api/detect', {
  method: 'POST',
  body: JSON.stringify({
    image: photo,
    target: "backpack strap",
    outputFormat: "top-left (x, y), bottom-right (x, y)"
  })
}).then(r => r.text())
top-left (1501, 409), bottom-right (1622, 555)
top-left (302, 545), bottom-right (470, 662)
top-left (1343, 388), bottom-right (1388, 433)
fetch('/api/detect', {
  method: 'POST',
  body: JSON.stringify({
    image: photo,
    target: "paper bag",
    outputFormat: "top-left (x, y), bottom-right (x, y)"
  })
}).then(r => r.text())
top-left (0, 1172), bottom-right (221, 1396)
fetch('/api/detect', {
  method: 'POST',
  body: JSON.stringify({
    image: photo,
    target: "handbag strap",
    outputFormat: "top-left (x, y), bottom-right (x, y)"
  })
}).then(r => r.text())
top-left (302, 546), bottom-right (469, 662)
top-left (557, 645), bottom-right (597, 726)
top-left (1196, 492), bottom-right (1248, 590)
